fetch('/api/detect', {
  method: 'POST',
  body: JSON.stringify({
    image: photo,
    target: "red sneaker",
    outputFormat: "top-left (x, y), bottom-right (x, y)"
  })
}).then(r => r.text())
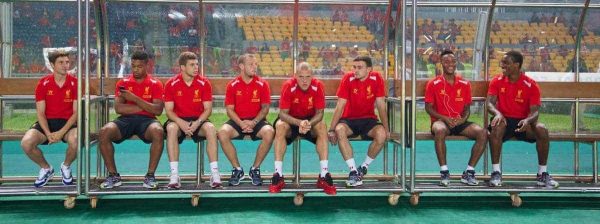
top-left (317, 173), bottom-right (337, 195)
top-left (269, 173), bottom-right (285, 193)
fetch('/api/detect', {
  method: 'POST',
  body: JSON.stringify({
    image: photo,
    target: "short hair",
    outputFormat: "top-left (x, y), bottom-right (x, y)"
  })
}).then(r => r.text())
top-left (178, 51), bottom-right (198, 66)
top-left (48, 51), bottom-right (70, 64)
top-left (440, 49), bottom-right (454, 58)
top-left (505, 50), bottom-right (524, 69)
top-left (296, 62), bottom-right (313, 74)
top-left (353, 56), bottom-right (373, 67)
top-left (131, 51), bottom-right (149, 63)
top-left (237, 53), bottom-right (255, 65)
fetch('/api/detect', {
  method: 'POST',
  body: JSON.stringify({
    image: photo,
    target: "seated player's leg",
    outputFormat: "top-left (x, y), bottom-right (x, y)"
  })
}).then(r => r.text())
top-left (270, 119), bottom-right (291, 193)
top-left (199, 121), bottom-right (222, 188)
top-left (335, 122), bottom-right (362, 187)
top-left (488, 120), bottom-right (507, 187)
top-left (458, 123), bottom-right (487, 186)
top-left (165, 121), bottom-right (182, 189)
top-left (312, 121), bottom-right (336, 195)
top-left (98, 121), bottom-right (123, 189)
top-left (250, 123), bottom-right (275, 186)
top-left (217, 123), bottom-right (244, 186)
top-left (431, 120), bottom-right (451, 186)
top-left (525, 122), bottom-right (558, 188)
top-left (61, 127), bottom-right (78, 185)
top-left (143, 122), bottom-right (164, 189)
top-left (21, 127), bottom-right (52, 187)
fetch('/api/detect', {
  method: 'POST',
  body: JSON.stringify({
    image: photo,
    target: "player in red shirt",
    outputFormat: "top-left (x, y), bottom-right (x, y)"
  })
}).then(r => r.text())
top-left (163, 52), bottom-right (220, 189)
top-left (487, 50), bottom-right (558, 188)
top-left (21, 51), bottom-right (78, 187)
top-left (218, 54), bottom-right (275, 186)
top-left (269, 62), bottom-right (336, 195)
top-left (328, 56), bottom-right (390, 187)
top-left (424, 50), bottom-right (487, 187)
top-left (98, 51), bottom-right (165, 189)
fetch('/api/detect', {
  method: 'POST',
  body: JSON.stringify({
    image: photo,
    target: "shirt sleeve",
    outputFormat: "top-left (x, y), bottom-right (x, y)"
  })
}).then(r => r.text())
top-left (202, 79), bottom-right (213, 102)
top-left (34, 79), bottom-right (46, 102)
top-left (487, 78), bottom-right (499, 96)
top-left (336, 74), bottom-right (350, 99)
top-left (464, 81), bottom-right (472, 104)
top-left (529, 81), bottom-right (541, 106)
top-left (152, 80), bottom-right (164, 101)
top-left (114, 80), bottom-right (123, 97)
top-left (163, 80), bottom-right (174, 102)
top-left (224, 82), bottom-right (235, 106)
top-left (279, 83), bottom-right (291, 110)
top-left (424, 80), bottom-right (435, 104)
top-left (375, 73), bottom-right (386, 97)
top-left (315, 81), bottom-right (326, 110)
top-left (261, 80), bottom-right (271, 105)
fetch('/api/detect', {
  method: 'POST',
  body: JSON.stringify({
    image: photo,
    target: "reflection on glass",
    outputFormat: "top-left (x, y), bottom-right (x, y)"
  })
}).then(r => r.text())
top-left (581, 9), bottom-right (600, 82)
top-left (579, 102), bottom-right (600, 133)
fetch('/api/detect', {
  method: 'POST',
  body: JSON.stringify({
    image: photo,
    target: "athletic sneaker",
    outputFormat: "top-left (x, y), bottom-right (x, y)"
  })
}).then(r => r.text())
top-left (358, 165), bottom-right (368, 177)
top-left (60, 163), bottom-right (73, 185)
top-left (346, 170), bottom-right (363, 187)
top-left (439, 170), bottom-right (450, 187)
top-left (249, 167), bottom-right (263, 186)
top-left (100, 173), bottom-right (122, 189)
top-left (167, 175), bottom-right (181, 190)
top-left (537, 172), bottom-right (559, 188)
top-left (210, 173), bottom-right (222, 188)
top-left (269, 173), bottom-right (285, 193)
top-left (316, 173), bottom-right (337, 195)
top-left (228, 168), bottom-right (245, 186)
top-left (489, 171), bottom-right (502, 187)
top-left (143, 174), bottom-right (159, 189)
top-left (34, 167), bottom-right (54, 188)
top-left (461, 170), bottom-right (479, 186)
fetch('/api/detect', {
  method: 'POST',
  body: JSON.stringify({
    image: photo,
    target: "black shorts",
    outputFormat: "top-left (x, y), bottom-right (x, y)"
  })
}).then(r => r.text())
top-left (273, 117), bottom-right (317, 145)
top-left (225, 119), bottom-right (271, 141)
top-left (339, 118), bottom-right (382, 140)
top-left (31, 119), bottom-right (76, 145)
top-left (163, 118), bottom-right (209, 144)
top-left (430, 121), bottom-right (474, 136)
top-left (112, 115), bottom-right (161, 144)
top-left (488, 117), bottom-right (536, 143)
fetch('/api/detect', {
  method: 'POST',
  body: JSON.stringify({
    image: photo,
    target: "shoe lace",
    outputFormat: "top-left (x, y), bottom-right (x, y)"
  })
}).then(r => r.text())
top-left (252, 169), bottom-right (261, 178)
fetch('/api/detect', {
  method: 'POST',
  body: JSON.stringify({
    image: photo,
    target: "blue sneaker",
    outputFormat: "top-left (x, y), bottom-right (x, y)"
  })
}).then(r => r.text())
top-left (100, 173), bottom-right (122, 189)
top-left (346, 170), bottom-right (363, 187)
top-left (60, 162), bottom-right (73, 185)
top-left (228, 168), bottom-right (245, 186)
top-left (489, 171), bottom-right (502, 187)
top-left (358, 165), bottom-right (368, 177)
top-left (249, 167), bottom-right (263, 186)
top-left (143, 174), bottom-right (159, 189)
top-left (461, 170), bottom-right (479, 186)
top-left (34, 167), bottom-right (54, 188)
top-left (537, 172), bottom-right (559, 188)
top-left (439, 170), bottom-right (450, 187)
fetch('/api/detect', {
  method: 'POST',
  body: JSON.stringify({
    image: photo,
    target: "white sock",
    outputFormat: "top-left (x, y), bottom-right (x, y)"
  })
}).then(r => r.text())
top-left (466, 165), bottom-right (475, 171)
top-left (538, 165), bottom-right (547, 175)
top-left (274, 161), bottom-right (283, 176)
top-left (320, 160), bottom-right (329, 177)
top-left (492, 164), bottom-right (501, 172)
top-left (61, 162), bottom-right (70, 169)
top-left (361, 156), bottom-right (375, 168)
top-left (235, 167), bottom-right (242, 171)
top-left (169, 162), bottom-right (179, 175)
top-left (345, 158), bottom-right (357, 171)
top-left (210, 161), bottom-right (219, 174)
top-left (440, 165), bottom-right (448, 171)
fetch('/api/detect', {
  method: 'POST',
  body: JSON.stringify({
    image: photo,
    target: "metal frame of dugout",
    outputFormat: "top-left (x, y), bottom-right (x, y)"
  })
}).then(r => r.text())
top-left (85, 96), bottom-right (405, 208)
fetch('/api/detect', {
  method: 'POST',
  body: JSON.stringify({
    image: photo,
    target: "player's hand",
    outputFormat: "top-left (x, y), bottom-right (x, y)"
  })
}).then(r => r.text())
top-left (241, 120), bottom-right (254, 133)
top-left (491, 114), bottom-right (506, 127)
top-left (442, 116), bottom-right (457, 128)
top-left (328, 130), bottom-right (338, 145)
top-left (119, 89), bottom-right (138, 102)
top-left (516, 119), bottom-right (530, 132)
top-left (47, 132), bottom-right (61, 144)
top-left (299, 120), bottom-right (311, 134)
top-left (188, 120), bottom-right (202, 135)
top-left (177, 120), bottom-right (193, 136)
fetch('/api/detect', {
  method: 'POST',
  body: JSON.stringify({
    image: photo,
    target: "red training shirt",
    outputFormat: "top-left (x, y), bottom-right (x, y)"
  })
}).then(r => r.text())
top-left (336, 71), bottom-right (386, 120)
top-left (487, 72), bottom-right (541, 119)
top-left (115, 74), bottom-right (164, 118)
top-left (279, 78), bottom-right (325, 119)
top-left (35, 74), bottom-right (78, 120)
top-left (164, 74), bottom-right (213, 118)
top-left (224, 75), bottom-right (271, 120)
top-left (424, 75), bottom-right (472, 122)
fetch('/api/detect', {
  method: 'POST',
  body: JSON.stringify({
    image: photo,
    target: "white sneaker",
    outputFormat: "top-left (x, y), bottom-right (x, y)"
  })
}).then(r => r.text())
top-left (60, 162), bottom-right (73, 185)
top-left (210, 173), bottom-right (222, 188)
top-left (167, 174), bottom-right (181, 189)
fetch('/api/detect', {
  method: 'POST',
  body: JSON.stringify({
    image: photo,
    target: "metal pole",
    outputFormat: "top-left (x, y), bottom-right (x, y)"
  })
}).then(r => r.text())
top-left (197, 140), bottom-right (205, 185)
top-left (574, 0), bottom-right (590, 134)
top-left (400, 0), bottom-right (407, 190)
top-left (593, 141), bottom-right (598, 184)
top-left (575, 142), bottom-right (580, 177)
top-left (294, 140), bottom-right (301, 187)
top-left (198, 0), bottom-right (205, 76)
top-left (409, 0), bottom-right (417, 192)
top-left (292, 0), bottom-right (298, 76)
top-left (482, 0), bottom-right (497, 176)
top-left (381, 0), bottom-right (393, 176)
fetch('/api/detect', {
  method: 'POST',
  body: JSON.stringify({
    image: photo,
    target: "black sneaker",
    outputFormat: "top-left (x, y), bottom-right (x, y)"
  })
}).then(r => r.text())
top-left (439, 170), bottom-right (450, 187)
top-left (489, 171), bottom-right (502, 187)
top-left (346, 170), bottom-right (363, 187)
top-left (536, 172), bottom-right (559, 188)
top-left (460, 170), bottom-right (479, 186)
top-left (228, 168), bottom-right (245, 186)
top-left (358, 165), bottom-right (368, 178)
top-left (249, 167), bottom-right (263, 186)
